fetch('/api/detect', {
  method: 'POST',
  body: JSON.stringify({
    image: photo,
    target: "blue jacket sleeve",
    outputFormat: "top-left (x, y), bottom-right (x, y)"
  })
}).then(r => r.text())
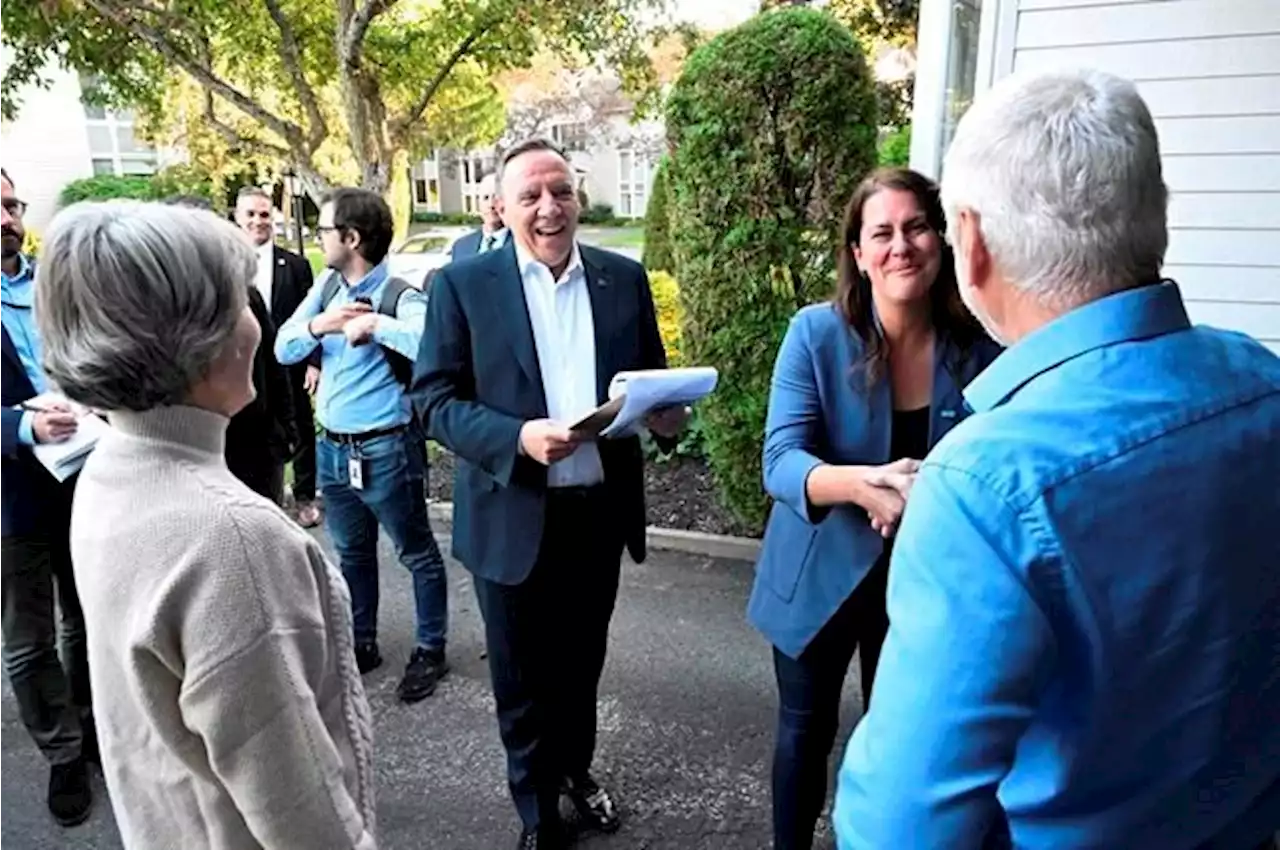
top-left (410, 268), bottom-right (525, 486)
top-left (2, 407), bottom-right (25, 458)
top-left (762, 313), bottom-right (826, 522)
top-left (833, 463), bottom-right (1056, 848)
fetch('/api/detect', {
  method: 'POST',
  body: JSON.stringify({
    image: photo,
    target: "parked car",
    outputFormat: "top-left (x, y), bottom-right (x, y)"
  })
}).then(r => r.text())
top-left (386, 231), bottom-right (456, 288)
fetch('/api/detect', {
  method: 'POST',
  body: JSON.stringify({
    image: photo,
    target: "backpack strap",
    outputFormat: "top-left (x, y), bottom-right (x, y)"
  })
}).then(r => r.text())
top-left (377, 276), bottom-right (413, 318)
top-left (319, 270), bottom-right (342, 308)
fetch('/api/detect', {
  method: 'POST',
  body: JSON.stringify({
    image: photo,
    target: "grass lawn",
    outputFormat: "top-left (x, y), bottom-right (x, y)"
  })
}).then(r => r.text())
top-left (582, 226), bottom-right (645, 249)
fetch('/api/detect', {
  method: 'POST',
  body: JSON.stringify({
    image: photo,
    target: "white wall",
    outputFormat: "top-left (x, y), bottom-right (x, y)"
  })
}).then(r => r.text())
top-left (0, 64), bottom-right (94, 233)
top-left (916, 0), bottom-right (1280, 353)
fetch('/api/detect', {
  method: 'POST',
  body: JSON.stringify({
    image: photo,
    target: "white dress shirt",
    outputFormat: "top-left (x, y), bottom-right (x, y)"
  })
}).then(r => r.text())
top-left (254, 242), bottom-right (275, 308)
top-left (516, 241), bottom-right (604, 488)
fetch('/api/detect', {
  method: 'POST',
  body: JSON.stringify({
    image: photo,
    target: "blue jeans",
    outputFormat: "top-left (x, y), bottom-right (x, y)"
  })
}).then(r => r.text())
top-left (317, 430), bottom-right (447, 651)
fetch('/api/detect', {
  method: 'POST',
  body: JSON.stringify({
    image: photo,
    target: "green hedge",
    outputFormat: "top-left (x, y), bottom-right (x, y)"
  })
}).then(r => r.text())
top-left (410, 211), bottom-right (483, 225)
top-left (59, 166), bottom-right (214, 208)
top-left (641, 157), bottom-right (673, 272)
top-left (666, 6), bottom-right (878, 530)
top-left (878, 125), bottom-right (911, 167)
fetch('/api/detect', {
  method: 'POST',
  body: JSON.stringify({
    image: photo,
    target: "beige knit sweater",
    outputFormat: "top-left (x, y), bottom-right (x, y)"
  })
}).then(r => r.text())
top-left (71, 405), bottom-right (376, 850)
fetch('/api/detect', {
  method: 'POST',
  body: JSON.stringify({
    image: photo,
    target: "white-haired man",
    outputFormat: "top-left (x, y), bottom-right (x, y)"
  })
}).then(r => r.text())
top-left (450, 172), bottom-right (507, 260)
top-left (833, 69), bottom-right (1280, 849)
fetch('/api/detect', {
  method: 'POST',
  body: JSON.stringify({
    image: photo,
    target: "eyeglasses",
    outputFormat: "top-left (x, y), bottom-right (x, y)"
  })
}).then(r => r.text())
top-left (2, 198), bottom-right (28, 218)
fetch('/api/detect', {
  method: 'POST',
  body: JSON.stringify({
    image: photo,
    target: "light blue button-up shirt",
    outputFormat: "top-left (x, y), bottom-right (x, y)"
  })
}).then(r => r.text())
top-left (834, 282), bottom-right (1280, 849)
top-left (1, 254), bottom-right (45, 445)
top-left (275, 261), bottom-right (426, 434)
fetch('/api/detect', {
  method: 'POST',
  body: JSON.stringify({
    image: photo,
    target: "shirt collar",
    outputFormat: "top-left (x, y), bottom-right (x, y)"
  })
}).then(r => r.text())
top-left (344, 260), bottom-right (389, 296)
top-left (965, 281), bottom-right (1191, 413)
top-left (256, 241), bottom-right (274, 260)
top-left (484, 227), bottom-right (509, 245)
top-left (514, 239), bottom-right (583, 285)
top-left (1, 254), bottom-right (34, 304)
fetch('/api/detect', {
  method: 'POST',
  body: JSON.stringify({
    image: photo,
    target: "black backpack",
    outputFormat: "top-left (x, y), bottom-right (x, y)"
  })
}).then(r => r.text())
top-left (319, 272), bottom-right (416, 389)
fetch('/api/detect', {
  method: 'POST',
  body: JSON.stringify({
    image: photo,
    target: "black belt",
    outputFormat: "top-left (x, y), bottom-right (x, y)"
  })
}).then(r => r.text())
top-left (323, 425), bottom-right (405, 446)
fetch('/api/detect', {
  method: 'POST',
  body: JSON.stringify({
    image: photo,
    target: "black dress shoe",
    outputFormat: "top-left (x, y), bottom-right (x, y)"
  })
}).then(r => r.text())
top-left (396, 647), bottom-right (448, 703)
top-left (355, 642), bottom-right (382, 675)
top-left (48, 758), bottom-right (92, 827)
top-left (562, 774), bottom-right (620, 834)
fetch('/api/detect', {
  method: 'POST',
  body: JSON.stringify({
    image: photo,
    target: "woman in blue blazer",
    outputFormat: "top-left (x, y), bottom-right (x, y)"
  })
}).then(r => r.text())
top-left (748, 168), bottom-right (1002, 850)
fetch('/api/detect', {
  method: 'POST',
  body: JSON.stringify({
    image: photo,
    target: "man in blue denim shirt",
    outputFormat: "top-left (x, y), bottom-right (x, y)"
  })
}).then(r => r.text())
top-left (834, 69), bottom-right (1280, 849)
top-left (277, 188), bottom-right (448, 703)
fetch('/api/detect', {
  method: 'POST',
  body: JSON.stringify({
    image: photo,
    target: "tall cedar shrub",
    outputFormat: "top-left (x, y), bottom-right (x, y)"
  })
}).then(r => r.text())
top-left (665, 7), bottom-right (878, 530)
top-left (641, 156), bottom-right (674, 272)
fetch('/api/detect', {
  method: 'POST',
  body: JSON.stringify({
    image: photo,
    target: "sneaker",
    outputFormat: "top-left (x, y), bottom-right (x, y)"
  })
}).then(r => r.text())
top-left (354, 642), bottom-right (382, 675)
top-left (562, 773), bottom-right (621, 834)
top-left (48, 758), bottom-right (92, 827)
top-left (396, 647), bottom-right (448, 703)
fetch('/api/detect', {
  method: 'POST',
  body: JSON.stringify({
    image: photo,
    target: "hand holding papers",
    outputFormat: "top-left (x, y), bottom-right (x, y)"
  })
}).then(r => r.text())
top-left (22, 393), bottom-right (111, 482)
top-left (571, 367), bottom-right (719, 439)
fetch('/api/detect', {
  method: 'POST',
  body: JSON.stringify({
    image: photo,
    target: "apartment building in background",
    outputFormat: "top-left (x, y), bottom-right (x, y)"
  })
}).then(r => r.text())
top-left (410, 112), bottom-right (662, 220)
top-left (1, 62), bottom-right (162, 232)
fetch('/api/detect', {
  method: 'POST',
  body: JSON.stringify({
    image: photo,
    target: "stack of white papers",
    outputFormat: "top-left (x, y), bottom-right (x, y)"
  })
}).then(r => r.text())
top-left (571, 367), bottom-right (719, 438)
top-left (23, 393), bottom-right (111, 482)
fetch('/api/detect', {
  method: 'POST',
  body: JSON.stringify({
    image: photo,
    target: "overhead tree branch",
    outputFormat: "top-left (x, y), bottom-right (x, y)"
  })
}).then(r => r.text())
top-left (393, 22), bottom-right (494, 137)
top-left (200, 88), bottom-right (292, 160)
top-left (339, 0), bottom-right (397, 69)
top-left (83, 0), bottom-right (308, 151)
top-left (263, 0), bottom-right (327, 152)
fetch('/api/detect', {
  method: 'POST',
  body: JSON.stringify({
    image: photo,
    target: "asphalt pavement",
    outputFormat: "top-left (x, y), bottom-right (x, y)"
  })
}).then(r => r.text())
top-left (1, 530), bottom-right (866, 849)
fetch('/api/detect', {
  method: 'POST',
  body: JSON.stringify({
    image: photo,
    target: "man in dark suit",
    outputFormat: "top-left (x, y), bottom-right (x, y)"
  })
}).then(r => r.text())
top-left (450, 173), bottom-right (508, 260)
top-left (413, 139), bottom-right (686, 850)
top-left (1, 168), bottom-right (94, 827)
top-left (235, 187), bottom-right (321, 523)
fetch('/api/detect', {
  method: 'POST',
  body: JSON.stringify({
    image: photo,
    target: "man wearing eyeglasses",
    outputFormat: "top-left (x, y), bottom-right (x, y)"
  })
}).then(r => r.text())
top-left (234, 187), bottom-right (321, 526)
top-left (1, 168), bottom-right (95, 827)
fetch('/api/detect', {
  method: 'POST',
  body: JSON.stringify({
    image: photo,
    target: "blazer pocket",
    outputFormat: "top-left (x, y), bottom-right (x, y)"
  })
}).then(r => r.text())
top-left (757, 504), bottom-right (820, 603)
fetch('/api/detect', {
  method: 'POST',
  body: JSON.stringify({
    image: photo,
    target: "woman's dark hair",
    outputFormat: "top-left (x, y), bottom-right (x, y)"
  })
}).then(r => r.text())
top-left (834, 167), bottom-right (983, 385)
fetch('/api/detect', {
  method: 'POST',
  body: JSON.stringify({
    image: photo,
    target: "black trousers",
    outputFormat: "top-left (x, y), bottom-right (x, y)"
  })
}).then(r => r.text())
top-left (473, 487), bottom-right (624, 831)
top-left (771, 556), bottom-right (890, 850)
top-left (1, 508), bottom-right (92, 766)
top-left (289, 366), bottom-right (317, 503)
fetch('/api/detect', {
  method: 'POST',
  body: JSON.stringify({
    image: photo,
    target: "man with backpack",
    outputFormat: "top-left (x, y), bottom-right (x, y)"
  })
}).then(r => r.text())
top-left (276, 187), bottom-right (449, 704)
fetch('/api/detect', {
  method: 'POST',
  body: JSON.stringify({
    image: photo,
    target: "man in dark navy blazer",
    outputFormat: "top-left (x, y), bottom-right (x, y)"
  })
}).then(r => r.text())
top-left (413, 139), bottom-right (685, 850)
top-left (1, 168), bottom-right (94, 827)
top-left (449, 173), bottom-right (509, 261)
top-left (234, 187), bottom-right (321, 523)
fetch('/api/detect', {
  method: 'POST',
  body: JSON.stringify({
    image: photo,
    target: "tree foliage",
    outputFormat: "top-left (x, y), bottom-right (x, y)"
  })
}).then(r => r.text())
top-left (666, 6), bottom-right (877, 529)
top-left (2, 0), bottom-right (669, 210)
top-left (641, 155), bottom-right (673, 272)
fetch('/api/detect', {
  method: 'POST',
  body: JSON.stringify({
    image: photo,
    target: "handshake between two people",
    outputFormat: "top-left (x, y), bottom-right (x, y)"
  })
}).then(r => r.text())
top-left (519, 406), bottom-right (691, 466)
top-left (856, 458), bottom-right (920, 539)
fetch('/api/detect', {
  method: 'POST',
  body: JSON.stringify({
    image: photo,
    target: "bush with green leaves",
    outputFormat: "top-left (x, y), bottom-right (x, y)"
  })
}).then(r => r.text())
top-left (665, 6), bottom-right (878, 530)
top-left (59, 165), bottom-right (214, 208)
top-left (878, 125), bottom-right (911, 167)
top-left (641, 156), bottom-right (673, 272)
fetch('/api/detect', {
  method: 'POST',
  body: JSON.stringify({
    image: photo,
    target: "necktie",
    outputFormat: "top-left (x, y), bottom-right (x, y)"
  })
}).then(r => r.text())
top-left (480, 234), bottom-right (495, 253)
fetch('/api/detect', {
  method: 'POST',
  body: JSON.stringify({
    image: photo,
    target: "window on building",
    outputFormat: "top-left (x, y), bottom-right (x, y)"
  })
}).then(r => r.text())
top-left (617, 147), bottom-right (652, 219)
top-left (940, 0), bottom-right (983, 161)
top-left (81, 74), bottom-right (159, 178)
top-left (551, 122), bottom-right (590, 152)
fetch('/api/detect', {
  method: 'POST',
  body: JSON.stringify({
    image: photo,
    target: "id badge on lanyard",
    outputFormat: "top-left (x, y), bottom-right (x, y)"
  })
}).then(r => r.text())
top-left (348, 450), bottom-right (365, 490)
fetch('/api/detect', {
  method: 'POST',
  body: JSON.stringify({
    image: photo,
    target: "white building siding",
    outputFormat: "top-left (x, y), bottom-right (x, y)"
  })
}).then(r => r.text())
top-left (1005, 0), bottom-right (1280, 353)
top-left (0, 64), bottom-right (95, 233)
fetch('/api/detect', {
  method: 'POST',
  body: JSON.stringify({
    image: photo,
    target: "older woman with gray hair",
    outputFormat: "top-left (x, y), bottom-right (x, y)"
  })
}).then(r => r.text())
top-left (35, 200), bottom-right (376, 850)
